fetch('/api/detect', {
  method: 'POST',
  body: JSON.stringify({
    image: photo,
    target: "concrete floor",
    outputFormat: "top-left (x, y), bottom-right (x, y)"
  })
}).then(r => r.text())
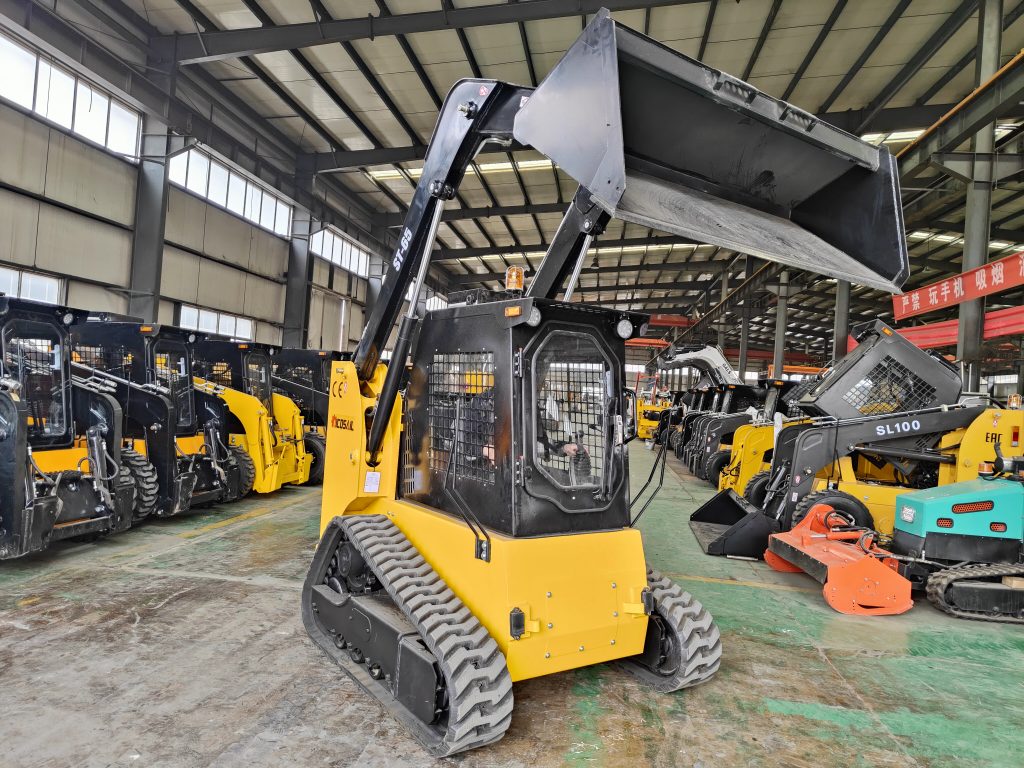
top-left (2, 448), bottom-right (1022, 768)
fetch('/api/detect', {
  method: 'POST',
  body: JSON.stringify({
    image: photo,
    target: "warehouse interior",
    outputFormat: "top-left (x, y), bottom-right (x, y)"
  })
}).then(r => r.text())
top-left (1, 1), bottom-right (1024, 766)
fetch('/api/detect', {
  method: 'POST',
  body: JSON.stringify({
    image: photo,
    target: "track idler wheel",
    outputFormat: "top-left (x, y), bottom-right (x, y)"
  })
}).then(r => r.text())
top-left (619, 569), bottom-right (721, 692)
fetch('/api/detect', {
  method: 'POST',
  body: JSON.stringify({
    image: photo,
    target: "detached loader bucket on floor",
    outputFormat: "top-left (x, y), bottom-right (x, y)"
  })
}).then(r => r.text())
top-left (689, 490), bottom-right (780, 558)
top-left (514, 10), bottom-right (909, 292)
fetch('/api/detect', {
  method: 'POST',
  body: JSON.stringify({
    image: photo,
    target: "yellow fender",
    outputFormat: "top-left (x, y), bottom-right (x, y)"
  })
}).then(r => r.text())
top-left (194, 377), bottom-right (311, 493)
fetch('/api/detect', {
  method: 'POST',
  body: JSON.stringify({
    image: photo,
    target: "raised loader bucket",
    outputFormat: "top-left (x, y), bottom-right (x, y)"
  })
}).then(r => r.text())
top-left (689, 490), bottom-right (781, 558)
top-left (514, 10), bottom-right (909, 292)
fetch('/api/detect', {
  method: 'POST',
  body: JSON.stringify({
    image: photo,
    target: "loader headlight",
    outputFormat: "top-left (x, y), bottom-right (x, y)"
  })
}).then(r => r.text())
top-left (899, 505), bottom-right (916, 523)
top-left (187, 333), bottom-right (197, 343)
top-left (615, 318), bottom-right (634, 339)
top-left (526, 306), bottom-right (542, 327)
top-left (62, 312), bottom-right (75, 325)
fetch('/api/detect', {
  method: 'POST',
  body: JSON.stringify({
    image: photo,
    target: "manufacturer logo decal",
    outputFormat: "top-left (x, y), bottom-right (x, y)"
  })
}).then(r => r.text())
top-left (331, 415), bottom-right (354, 431)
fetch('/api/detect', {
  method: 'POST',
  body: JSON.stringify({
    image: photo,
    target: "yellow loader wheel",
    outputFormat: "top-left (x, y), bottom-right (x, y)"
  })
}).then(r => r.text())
top-left (230, 446), bottom-right (256, 497)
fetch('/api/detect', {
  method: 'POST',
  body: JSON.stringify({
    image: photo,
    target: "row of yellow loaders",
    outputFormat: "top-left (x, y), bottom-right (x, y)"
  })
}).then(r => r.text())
top-left (0, 295), bottom-right (341, 560)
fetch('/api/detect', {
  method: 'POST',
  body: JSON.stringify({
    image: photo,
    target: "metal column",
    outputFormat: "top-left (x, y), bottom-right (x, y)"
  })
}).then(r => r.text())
top-left (127, 114), bottom-right (172, 322)
top-left (832, 280), bottom-right (851, 361)
top-left (737, 255), bottom-right (755, 377)
top-left (957, 0), bottom-right (1003, 390)
top-left (716, 268), bottom-right (729, 348)
top-left (737, 307), bottom-right (750, 378)
top-left (283, 206), bottom-right (315, 348)
top-left (772, 271), bottom-right (789, 375)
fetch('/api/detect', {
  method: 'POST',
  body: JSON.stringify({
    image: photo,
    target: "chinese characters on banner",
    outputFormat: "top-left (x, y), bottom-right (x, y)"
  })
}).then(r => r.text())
top-left (893, 251), bottom-right (1024, 321)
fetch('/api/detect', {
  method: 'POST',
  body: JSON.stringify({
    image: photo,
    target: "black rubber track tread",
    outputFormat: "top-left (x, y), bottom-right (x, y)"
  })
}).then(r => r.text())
top-left (926, 562), bottom-right (1024, 624)
top-left (340, 515), bottom-right (513, 756)
top-left (121, 448), bottom-right (158, 521)
top-left (618, 568), bottom-right (721, 692)
top-left (304, 434), bottom-right (326, 486)
top-left (703, 450), bottom-right (731, 489)
top-left (788, 489), bottom-right (873, 531)
top-left (230, 446), bottom-right (256, 497)
top-left (743, 470), bottom-right (772, 507)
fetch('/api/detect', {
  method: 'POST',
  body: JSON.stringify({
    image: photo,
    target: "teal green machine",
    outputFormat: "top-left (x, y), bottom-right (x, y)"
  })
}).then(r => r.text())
top-left (894, 445), bottom-right (1024, 622)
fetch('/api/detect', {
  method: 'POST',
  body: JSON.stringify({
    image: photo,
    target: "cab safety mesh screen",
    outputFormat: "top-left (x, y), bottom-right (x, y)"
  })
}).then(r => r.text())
top-left (4, 330), bottom-right (67, 439)
top-left (75, 345), bottom-right (132, 378)
top-left (245, 356), bottom-right (273, 410)
top-left (153, 345), bottom-right (194, 427)
top-left (841, 355), bottom-right (938, 415)
top-left (427, 352), bottom-right (495, 485)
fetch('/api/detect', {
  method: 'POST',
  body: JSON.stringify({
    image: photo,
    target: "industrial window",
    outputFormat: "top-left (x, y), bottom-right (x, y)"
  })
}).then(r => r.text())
top-left (178, 304), bottom-right (253, 341)
top-left (310, 227), bottom-right (372, 278)
top-left (0, 266), bottom-right (62, 304)
top-left (0, 31), bottom-right (140, 160)
top-left (168, 148), bottom-right (292, 237)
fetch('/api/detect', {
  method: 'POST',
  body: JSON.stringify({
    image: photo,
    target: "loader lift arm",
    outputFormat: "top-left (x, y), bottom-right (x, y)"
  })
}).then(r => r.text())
top-left (358, 81), bottom-right (607, 462)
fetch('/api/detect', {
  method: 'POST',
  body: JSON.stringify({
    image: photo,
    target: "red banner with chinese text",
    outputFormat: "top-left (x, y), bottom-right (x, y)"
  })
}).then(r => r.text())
top-left (892, 250), bottom-right (1024, 321)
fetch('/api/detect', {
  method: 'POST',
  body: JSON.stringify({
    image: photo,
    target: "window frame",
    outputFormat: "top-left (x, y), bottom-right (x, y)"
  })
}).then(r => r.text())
top-left (167, 147), bottom-right (294, 240)
top-left (0, 30), bottom-right (141, 161)
top-left (177, 303), bottom-right (255, 342)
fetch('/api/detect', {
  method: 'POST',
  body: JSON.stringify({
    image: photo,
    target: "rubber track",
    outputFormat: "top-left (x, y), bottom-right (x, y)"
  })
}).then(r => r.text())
top-left (618, 569), bottom-right (721, 693)
top-left (230, 446), bottom-right (256, 497)
top-left (341, 515), bottom-right (514, 756)
top-left (121, 448), bottom-right (158, 520)
top-left (926, 562), bottom-right (1024, 624)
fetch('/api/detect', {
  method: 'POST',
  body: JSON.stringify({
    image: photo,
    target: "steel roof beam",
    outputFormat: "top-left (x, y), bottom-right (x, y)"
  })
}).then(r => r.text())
top-left (854, 1), bottom-right (979, 134)
top-left (817, 0), bottom-right (912, 113)
top-left (781, 0), bottom-right (847, 101)
top-left (898, 51), bottom-right (1024, 180)
top-left (448, 260), bottom-right (740, 286)
top-left (153, 0), bottom-right (704, 65)
top-left (913, 0), bottom-right (1024, 108)
top-left (303, 103), bottom-right (982, 174)
top-left (432, 235), bottom-right (710, 261)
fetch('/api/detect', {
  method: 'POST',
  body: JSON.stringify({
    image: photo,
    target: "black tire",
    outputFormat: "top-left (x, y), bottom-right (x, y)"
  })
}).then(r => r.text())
top-left (231, 446), bottom-right (256, 497)
top-left (743, 470), bottom-right (772, 508)
top-left (304, 434), bottom-right (327, 485)
top-left (787, 489), bottom-right (873, 531)
top-left (667, 430), bottom-right (680, 451)
top-left (703, 450), bottom-right (731, 489)
top-left (121, 448), bottom-right (158, 521)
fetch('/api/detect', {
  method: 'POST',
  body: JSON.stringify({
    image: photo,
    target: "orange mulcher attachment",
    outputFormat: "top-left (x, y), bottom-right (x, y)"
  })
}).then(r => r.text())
top-left (765, 504), bottom-right (914, 616)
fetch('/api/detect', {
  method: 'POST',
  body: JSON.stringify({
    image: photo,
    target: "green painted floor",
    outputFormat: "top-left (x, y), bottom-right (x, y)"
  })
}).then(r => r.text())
top-left (0, 447), bottom-right (1021, 767)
